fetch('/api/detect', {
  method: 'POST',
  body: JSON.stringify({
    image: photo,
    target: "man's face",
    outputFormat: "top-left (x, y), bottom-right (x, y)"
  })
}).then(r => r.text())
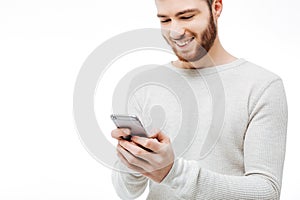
top-left (156, 0), bottom-right (217, 62)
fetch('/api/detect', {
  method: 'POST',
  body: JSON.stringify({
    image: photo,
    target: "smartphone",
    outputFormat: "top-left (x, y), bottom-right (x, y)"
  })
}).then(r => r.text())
top-left (110, 114), bottom-right (148, 140)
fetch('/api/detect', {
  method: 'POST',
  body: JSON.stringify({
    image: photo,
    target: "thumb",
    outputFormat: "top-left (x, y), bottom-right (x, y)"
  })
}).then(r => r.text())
top-left (149, 129), bottom-right (170, 143)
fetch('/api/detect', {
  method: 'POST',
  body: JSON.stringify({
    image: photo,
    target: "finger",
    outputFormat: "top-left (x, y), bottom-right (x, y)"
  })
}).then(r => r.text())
top-left (116, 150), bottom-right (145, 173)
top-left (131, 136), bottom-right (161, 152)
top-left (111, 128), bottom-right (131, 140)
top-left (117, 144), bottom-right (149, 172)
top-left (119, 140), bottom-right (153, 161)
top-left (149, 130), bottom-right (170, 143)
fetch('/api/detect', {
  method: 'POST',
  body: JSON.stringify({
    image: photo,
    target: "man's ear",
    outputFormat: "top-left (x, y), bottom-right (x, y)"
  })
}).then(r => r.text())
top-left (212, 0), bottom-right (223, 19)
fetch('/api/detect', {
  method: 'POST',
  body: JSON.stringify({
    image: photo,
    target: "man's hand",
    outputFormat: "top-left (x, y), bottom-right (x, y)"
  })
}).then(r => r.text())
top-left (112, 129), bottom-right (174, 183)
top-left (111, 128), bottom-right (131, 140)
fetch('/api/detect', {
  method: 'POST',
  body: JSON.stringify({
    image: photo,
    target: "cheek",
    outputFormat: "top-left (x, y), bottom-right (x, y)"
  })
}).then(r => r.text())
top-left (195, 24), bottom-right (207, 34)
top-left (161, 28), bottom-right (168, 36)
top-left (188, 17), bottom-right (209, 32)
top-left (161, 29), bottom-right (171, 41)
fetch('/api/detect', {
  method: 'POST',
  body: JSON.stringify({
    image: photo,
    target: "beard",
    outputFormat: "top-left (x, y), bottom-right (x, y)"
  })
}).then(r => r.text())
top-left (164, 12), bottom-right (217, 62)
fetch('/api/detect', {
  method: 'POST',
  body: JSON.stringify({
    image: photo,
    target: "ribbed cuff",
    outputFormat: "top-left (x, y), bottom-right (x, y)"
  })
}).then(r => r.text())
top-left (160, 158), bottom-right (183, 189)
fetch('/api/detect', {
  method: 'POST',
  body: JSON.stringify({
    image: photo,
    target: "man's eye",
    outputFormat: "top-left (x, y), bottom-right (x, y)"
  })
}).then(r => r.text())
top-left (181, 15), bottom-right (194, 20)
top-left (160, 19), bottom-right (171, 23)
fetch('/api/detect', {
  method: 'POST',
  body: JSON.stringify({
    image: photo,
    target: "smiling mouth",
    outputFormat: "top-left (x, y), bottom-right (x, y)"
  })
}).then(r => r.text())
top-left (173, 37), bottom-right (194, 47)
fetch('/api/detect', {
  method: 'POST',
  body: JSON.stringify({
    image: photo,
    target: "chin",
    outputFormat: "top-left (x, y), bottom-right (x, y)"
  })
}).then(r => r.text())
top-left (177, 52), bottom-right (206, 63)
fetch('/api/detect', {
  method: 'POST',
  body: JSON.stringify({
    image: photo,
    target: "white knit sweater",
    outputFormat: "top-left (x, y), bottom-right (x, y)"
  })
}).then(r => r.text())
top-left (112, 59), bottom-right (288, 200)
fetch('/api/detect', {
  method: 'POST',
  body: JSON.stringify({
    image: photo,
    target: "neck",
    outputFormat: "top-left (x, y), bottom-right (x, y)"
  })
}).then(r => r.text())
top-left (173, 36), bottom-right (237, 69)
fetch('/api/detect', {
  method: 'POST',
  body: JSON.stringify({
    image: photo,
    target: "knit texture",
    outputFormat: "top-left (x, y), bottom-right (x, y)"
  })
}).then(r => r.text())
top-left (111, 59), bottom-right (288, 200)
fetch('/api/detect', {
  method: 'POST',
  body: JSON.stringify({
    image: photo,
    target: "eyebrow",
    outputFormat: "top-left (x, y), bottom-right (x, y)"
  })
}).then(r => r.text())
top-left (157, 9), bottom-right (199, 18)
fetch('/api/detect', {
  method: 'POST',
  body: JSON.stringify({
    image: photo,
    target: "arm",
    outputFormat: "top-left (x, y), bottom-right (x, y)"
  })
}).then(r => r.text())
top-left (112, 78), bottom-right (287, 199)
top-left (111, 128), bottom-right (149, 200)
top-left (111, 160), bottom-right (148, 200)
top-left (160, 79), bottom-right (288, 199)
top-left (115, 79), bottom-right (287, 200)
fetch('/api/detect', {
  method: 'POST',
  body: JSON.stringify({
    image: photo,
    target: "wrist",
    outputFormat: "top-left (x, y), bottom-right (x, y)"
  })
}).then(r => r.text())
top-left (158, 161), bottom-right (174, 183)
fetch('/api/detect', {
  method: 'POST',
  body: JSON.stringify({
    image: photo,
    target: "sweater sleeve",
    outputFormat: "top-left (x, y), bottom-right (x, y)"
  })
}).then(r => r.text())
top-left (111, 160), bottom-right (148, 200)
top-left (160, 79), bottom-right (288, 200)
top-left (111, 89), bottom-right (149, 200)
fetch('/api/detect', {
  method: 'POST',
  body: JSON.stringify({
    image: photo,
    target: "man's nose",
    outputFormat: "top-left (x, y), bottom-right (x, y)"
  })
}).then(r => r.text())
top-left (169, 22), bottom-right (185, 40)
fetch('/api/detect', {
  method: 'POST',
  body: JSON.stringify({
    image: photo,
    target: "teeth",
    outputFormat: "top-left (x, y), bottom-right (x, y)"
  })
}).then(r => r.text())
top-left (175, 38), bottom-right (193, 47)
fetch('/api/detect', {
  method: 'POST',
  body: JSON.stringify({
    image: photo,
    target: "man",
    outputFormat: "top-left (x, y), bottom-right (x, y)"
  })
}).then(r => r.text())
top-left (111, 0), bottom-right (288, 199)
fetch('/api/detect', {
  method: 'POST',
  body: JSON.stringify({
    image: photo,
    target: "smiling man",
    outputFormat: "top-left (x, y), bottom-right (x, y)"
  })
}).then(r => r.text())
top-left (158, 0), bottom-right (235, 68)
top-left (111, 0), bottom-right (288, 199)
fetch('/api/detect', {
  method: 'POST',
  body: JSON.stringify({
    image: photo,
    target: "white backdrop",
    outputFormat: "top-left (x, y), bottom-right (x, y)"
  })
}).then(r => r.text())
top-left (0, 0), bottom-right (299, 199)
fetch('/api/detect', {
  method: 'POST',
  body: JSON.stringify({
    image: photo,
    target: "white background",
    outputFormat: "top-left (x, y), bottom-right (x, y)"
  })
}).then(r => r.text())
top-left (0, 0), bottom-right (299, 199)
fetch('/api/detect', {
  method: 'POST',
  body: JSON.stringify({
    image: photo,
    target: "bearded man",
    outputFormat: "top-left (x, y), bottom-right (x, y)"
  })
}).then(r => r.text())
top-left (111, 0), bottom-right (288, 199)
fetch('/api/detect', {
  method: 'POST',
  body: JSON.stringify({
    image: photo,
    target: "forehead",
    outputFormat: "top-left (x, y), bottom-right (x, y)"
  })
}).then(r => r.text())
top-left (155, 0), bottom-right (209, 16)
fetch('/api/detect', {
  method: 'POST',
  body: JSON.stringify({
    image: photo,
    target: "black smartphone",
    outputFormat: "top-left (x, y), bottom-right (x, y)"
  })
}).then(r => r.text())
top-left (110, 114), bottom-right (148, 140)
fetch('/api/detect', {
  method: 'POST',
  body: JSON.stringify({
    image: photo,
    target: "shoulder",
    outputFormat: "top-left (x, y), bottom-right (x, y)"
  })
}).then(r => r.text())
top-left (232, 59), bottom-right (281, 83)
top-left (219, 59), bottom-right (283, 92)
top-left (218, 59), bottom-right (286, 113)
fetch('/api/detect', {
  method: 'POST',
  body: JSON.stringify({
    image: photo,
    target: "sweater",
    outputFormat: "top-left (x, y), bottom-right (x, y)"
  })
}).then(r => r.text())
top-left (111, 58), bottom-right (288, 200)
